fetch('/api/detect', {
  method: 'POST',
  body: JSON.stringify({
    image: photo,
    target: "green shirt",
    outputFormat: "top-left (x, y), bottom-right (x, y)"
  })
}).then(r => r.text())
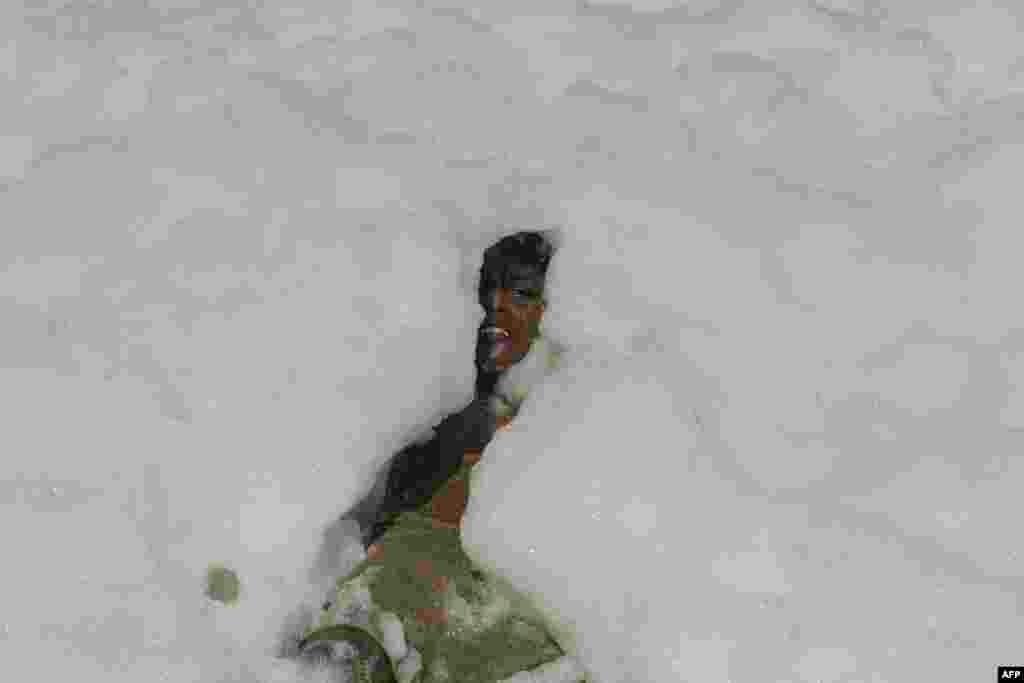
top-left (311, 460), bottom-right (569, 682)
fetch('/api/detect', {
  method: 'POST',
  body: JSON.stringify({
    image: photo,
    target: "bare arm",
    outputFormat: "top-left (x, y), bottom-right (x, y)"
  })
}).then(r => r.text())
top-left (356, 397), bottom-right (497, 547)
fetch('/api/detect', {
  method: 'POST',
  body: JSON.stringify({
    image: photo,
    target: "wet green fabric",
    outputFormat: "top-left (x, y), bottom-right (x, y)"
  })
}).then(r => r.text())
top-left (314, 461), bottom-right (567, 682)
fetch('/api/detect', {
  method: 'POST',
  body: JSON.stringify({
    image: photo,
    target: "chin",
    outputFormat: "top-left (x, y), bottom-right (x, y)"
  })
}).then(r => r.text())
top-left (479, 356), bottom-right (519, 373)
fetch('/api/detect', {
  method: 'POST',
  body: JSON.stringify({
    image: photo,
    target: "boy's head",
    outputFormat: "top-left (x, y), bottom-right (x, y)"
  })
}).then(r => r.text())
top-left (475, 232), bottom-right (554, 377)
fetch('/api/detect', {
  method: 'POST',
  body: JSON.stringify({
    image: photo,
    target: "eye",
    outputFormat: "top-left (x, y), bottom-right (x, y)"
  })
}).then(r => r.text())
top-left (511, 289), bottom-right (536, 301)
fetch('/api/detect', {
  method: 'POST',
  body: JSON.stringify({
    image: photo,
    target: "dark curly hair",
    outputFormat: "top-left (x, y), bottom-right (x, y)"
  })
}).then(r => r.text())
top-left (477, 231), bottom-right (554, 308)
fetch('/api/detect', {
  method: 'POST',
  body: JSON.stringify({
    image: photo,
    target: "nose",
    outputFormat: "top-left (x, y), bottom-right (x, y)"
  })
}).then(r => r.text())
top-left (488, 289), bottom-right (512, 313)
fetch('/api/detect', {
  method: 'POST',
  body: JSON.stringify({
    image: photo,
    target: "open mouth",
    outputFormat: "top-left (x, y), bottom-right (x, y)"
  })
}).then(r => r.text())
top-left (481, 326), bottom-right (514, 359)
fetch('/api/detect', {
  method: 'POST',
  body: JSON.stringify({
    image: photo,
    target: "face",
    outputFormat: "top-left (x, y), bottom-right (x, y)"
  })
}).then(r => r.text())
top-left (475, 232), bottom-right (552, 375)
top-left (477, 285), bottom-right (546, 372)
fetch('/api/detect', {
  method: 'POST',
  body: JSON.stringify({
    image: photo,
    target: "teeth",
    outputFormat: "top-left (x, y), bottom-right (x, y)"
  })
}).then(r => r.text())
top-left (483, 326), bottom-right (510, 338)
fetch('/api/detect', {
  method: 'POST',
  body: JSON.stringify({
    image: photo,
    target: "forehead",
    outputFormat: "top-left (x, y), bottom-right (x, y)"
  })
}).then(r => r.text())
top-left (483, 262), bottom-right (544, 288)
